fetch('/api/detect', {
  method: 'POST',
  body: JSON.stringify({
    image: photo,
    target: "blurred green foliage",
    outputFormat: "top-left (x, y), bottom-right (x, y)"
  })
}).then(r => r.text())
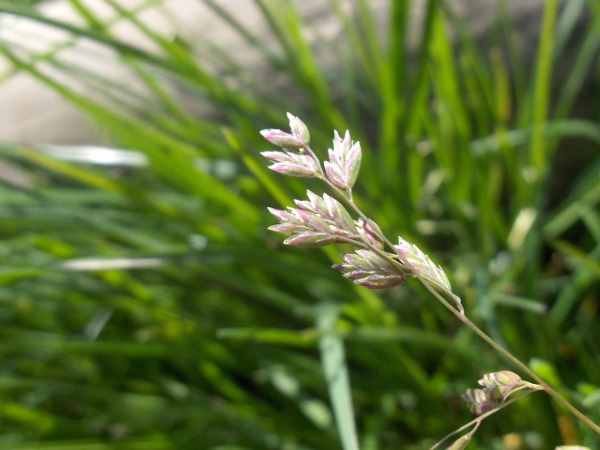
top-left (0, 0), bottom-right (599, 448)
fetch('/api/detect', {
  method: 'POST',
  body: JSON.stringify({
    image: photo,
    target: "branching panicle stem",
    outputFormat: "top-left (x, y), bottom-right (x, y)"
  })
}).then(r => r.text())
top-left (260, 113), bottom-right (599, 444)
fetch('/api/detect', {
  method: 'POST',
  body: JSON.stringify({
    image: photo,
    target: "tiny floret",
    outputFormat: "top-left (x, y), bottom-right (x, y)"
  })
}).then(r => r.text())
top-left (333, 249), bottom-right (409, 290)
top-left (394, 238), bottom-right (451, 293)
top-left (259, 112), bottom-right (310, 148)
top-left (261, 150), bottom-right (319, 178)
top-left (286, 112), bottom-right (310, 146)
top-left (324, 130), bottom-right (362, 190)
top-left (260, 129), bottom-right (305, 148)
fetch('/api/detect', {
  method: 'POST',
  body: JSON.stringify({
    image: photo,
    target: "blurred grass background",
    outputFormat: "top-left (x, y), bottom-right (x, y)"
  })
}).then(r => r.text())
top-left (0, 0), bottom-right (599, 448)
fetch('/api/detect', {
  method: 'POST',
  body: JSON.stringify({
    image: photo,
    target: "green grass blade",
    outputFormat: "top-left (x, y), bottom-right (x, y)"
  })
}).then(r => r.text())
top-left (316, 303), bottom-right (360, 450)
top-left (529, 0), bottom-right (560, 176)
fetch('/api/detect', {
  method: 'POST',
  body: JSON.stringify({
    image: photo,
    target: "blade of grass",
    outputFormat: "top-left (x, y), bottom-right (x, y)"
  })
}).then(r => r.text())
top-left (377, 0), bottom-right (410, 189)
top-left (252, 0), bottom-right (343, 130)
top-left (201, 0), bottom-right (285, 70)
top-left (550, 240), bottom-right (600, 278)
top-left (528, 0), bottom-right (559, 178)
top-left (543, 162), bottom-right (600, 240)
top-left (554, 1), bottom-right (600, 119)
top-left (548, 244), bottom-right (600, 326)
top-left (316, 303), bottom-right (360, 450)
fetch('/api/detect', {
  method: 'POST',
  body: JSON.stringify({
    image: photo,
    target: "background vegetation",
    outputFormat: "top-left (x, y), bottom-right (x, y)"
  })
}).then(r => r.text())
top-left (0, 0), bottom-right (599, 448)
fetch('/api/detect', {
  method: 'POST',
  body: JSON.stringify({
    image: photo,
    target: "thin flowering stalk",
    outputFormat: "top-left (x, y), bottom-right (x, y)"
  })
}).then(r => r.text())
top-left (259, 113), bottom-right (600, 438)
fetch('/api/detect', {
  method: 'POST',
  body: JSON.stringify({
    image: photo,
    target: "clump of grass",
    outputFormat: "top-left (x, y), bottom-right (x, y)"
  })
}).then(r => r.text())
top-left (0, 1), bottom-right (599, 448)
